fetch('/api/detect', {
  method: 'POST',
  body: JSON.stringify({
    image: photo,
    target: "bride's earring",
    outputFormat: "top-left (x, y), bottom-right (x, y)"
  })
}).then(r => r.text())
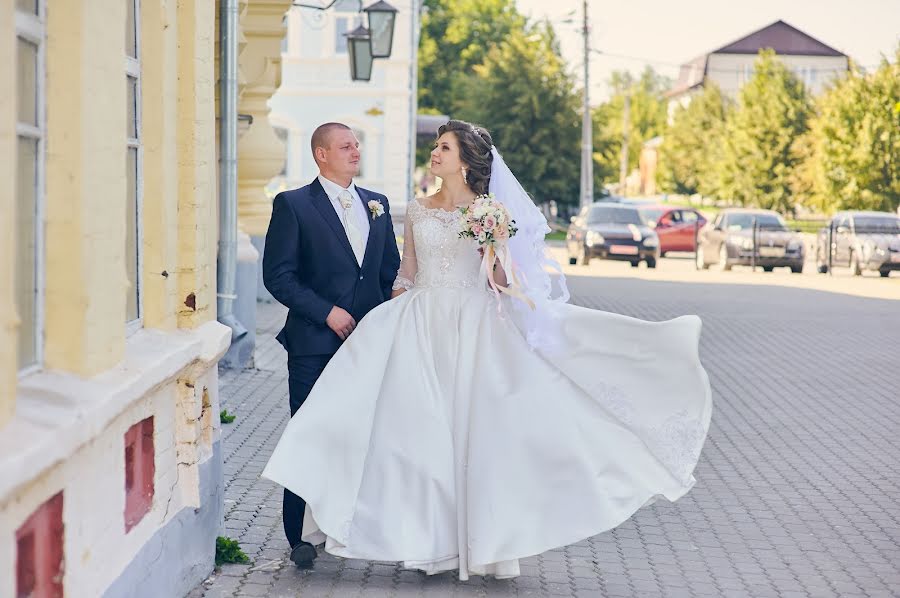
top-left (461, 167), bottom-right (468, 184)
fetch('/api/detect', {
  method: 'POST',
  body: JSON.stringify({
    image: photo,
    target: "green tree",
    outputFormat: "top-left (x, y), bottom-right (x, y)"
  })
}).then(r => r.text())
top-left (454, 24), bottom-right (581, 205)
top-left (658, 82), bottom-right (729, 196)
top-left (808, 49), bottom-right (900, 213)
top-left (717, 49), bottom-right (812, 212)
top-left (591, 68), bottom-right (671, 192)
top-left (418, 0), bottom-right (526, 115)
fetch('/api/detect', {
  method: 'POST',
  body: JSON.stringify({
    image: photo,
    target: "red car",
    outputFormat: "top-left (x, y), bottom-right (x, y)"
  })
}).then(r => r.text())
top-left (637, 205), bottom-right (706, 256)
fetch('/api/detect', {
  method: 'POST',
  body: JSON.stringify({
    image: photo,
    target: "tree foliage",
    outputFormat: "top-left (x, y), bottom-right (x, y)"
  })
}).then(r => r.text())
top-left (658, 83), bottom-right (729, 196)
top-left (418, 0), bottom-right (526, 115)
top-left (805, 48), bottom-right (900, 213)
top-left (591, 68), bottom-right (671, 191)
top-left (455, 24), bottom-right (582, 204)
top-left (715, 50), bottom-right (812, 213)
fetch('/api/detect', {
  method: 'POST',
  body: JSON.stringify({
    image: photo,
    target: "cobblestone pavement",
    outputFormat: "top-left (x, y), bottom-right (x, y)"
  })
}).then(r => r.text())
top-left (189, 273), bottom-right (900, 598)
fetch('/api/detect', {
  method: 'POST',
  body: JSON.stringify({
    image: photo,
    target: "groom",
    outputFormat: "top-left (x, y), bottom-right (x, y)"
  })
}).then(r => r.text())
top-left (262, 122), bottom-right (401, 567)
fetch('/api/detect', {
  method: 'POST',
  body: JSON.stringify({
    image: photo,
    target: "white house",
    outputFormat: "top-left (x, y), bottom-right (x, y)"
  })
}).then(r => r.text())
top-left (268, 0), bottom-right (420, 214)
top-left (667, 20), bottom-right (850, 116)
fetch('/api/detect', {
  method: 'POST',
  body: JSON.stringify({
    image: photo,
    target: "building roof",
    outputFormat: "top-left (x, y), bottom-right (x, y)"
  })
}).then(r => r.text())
top-left (667, 55), bottom-right (708, 97)
top-left (713, 20), bottom-right (846, 57)
top-left (667, 20), bottom-right (847, 97)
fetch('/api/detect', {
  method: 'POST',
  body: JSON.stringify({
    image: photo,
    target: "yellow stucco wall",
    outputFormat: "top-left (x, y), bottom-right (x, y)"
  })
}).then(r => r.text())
top-left (5, 0), bottom-right (219, 379)
top-left (44, 0), bottom-right (127, 375)
top-left (176, 0), bottom-right (218, 330)
top-left (141, 0), bottom-right (180, 332)
top-left (0, 6), bottom-right (15, 427)
top-left (1, 1), bottom-right (230, 594)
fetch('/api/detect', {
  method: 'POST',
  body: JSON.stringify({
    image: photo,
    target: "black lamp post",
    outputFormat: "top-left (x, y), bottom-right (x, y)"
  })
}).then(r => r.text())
top-left (345, 24), bottom-right (374, 82)
top-left (363, 0), bottom-right (398, 58)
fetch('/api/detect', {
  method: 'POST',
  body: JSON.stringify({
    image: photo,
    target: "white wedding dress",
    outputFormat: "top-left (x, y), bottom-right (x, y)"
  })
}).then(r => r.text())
top-left (262, 198), bottom-right (712, 580)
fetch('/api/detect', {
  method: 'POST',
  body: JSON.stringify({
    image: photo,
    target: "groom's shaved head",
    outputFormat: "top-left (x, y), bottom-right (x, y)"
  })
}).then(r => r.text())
top-left (311, 122), bottom-right (352, 161)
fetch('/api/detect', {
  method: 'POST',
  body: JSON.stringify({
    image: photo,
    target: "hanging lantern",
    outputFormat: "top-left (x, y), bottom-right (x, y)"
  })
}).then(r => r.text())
top-left (363, 0), bottom-right (398, 59)
top-left (345, 24), bottom-right (373, 82)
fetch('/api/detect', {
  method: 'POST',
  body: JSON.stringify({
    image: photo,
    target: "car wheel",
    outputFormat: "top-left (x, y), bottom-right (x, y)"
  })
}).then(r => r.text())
top-left (849, 252), bottom-right (862, 276)
top-left (716, 244), bottom-right (732, 272)
top-left (791, 265), bottom-right (804, 274)
top-left (696, 247), bottom-right (709, 270)
top-left (763, 266), bottom-right (774, 272)
top-left (646, 257), bottom-right (657, 269)
top-left (880, 269), bottom-right (891, 278)
top-left (660, 251), bottom-right (667, 258)
top-left (629, 260), bottom-right (639, 268)
top-left (580, 245), bottom-right (591, 266)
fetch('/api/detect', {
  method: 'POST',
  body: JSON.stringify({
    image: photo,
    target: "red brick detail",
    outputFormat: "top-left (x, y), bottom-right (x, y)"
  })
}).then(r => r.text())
top-left (16, 491), bottom-right (64, 598)
top-left (124, 416), bottom-right (155, 532)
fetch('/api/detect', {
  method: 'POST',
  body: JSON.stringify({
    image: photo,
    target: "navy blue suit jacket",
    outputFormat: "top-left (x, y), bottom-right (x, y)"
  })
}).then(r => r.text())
top-left (262, 177), bottom-right (401, 356)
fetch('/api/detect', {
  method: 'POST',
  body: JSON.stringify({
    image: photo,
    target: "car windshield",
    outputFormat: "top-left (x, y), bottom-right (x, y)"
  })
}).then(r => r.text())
top-left (726, 213), bottom-right (787, 231)
top-left (854, 216), bottom-right (900, 233)
top-left (588, 206), bottom-right (642, 225)
top-left (639, 208), bottom-right (665, 226)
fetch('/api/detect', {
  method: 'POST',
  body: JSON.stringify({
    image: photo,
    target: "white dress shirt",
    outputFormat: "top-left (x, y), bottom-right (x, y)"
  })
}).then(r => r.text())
top-left (318, 175), bottom-right (370, 252)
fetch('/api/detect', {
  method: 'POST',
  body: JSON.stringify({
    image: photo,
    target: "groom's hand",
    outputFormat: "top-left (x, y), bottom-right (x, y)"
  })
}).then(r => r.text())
top-left (326, 306), bottom-right (357, 340)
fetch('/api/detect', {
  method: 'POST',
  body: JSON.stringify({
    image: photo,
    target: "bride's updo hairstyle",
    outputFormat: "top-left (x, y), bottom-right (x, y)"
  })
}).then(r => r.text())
top-left (437, 119), bottom-right (493, 196)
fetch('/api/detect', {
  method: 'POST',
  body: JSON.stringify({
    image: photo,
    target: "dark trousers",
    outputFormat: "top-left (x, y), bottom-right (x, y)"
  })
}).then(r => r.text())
top-left (283, 353), bottom-right (334, 548)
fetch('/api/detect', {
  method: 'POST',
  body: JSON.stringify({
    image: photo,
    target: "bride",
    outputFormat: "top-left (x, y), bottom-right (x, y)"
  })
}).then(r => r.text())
top-left (262, 119), bottom-right (712, 580)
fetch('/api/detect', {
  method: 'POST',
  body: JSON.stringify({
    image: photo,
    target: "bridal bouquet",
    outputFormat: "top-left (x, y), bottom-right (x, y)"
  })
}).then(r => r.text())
top-left (459, 194), bottom-right (533, 310)
top-left (458, 193), bottom-right (518, 247)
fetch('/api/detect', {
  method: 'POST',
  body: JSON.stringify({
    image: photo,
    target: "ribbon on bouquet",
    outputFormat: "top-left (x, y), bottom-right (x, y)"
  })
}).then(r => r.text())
top-left (481, 243), bottom-right (536, 312)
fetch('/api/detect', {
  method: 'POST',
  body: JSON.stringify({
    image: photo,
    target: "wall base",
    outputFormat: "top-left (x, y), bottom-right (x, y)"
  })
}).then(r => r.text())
top-left (103, 440), bottom-right (224, 598)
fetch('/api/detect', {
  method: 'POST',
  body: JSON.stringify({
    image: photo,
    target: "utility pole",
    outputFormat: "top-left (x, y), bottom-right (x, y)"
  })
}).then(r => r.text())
top-left (619, 92), bottom-right (630, 193)
top-left (579, 0), bottom-right (593, 208)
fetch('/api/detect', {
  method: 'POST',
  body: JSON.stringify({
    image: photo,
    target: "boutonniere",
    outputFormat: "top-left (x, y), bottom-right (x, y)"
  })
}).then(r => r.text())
top-left (368, 200), bottom-right (385, 220)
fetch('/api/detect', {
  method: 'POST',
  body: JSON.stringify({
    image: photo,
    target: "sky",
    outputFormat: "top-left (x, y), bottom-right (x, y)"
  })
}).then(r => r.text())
top-left (516, 0), bottom-right (900, 101)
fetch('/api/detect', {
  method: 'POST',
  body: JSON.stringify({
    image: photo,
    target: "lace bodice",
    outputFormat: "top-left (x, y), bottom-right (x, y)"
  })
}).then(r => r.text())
top-left (392, 199), bottom-right (484, 291)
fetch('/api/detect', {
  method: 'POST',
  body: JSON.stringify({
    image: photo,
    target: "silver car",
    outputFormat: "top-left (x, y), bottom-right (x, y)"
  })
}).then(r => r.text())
top-left (816, 211), bottom-right (900, 277)
top-left (696, 209), bottom-right (805, 273)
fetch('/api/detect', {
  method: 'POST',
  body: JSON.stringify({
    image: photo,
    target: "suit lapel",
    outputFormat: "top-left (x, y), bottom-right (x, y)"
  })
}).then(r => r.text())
top-left (356, 187), bottom-right (383, 270)
top-left (309, 178), bottom-right (358, 267)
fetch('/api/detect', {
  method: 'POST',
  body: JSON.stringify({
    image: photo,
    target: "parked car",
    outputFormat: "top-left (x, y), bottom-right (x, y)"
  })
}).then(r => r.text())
top-left (696, 208), bottom-right (804, 273)
top-left (637, 205), bottom-right (707, 256)
top-left (815, 211), bottom-right (900, 277)
top-left (566, 203), bottom-right (660, 268)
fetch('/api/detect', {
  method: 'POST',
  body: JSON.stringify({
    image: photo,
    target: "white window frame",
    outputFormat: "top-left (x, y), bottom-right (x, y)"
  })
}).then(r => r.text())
top-left (333, 10), bottom-right (363, 57)
top-left (125, 0), bottom-right (143, 335)
top-left (15, 2), bottom-right (46, 376)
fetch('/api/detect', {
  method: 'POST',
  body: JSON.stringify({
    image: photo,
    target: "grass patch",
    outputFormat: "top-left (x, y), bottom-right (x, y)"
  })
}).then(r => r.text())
top-left (219, 409), bottom-right (236, 424)
top-left (545, 231), bottom-right (567, 242)
top-left (215, 536), bottom-right (250, 567)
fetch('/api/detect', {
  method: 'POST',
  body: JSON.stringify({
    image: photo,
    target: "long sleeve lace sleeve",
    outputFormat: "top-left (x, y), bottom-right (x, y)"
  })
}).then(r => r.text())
top-left (392, 206), bottom-right (417, 292)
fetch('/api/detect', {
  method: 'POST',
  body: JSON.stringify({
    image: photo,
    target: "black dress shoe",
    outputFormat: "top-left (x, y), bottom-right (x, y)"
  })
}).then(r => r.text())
top-left (289, 541), bottom-right (318, 567)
